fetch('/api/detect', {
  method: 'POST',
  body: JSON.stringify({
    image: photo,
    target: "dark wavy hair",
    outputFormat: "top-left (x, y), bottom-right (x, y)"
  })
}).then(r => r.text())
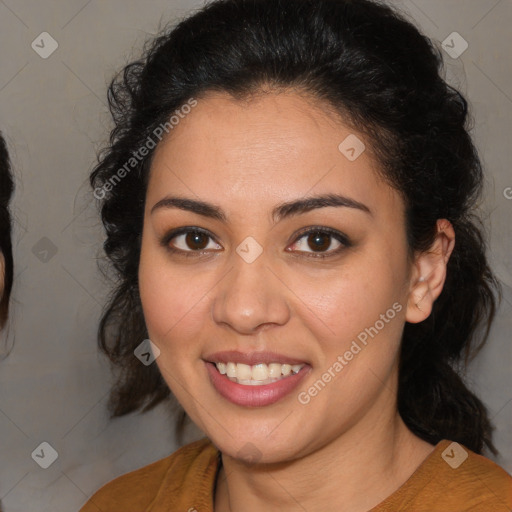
top-left (91, 0), bottom-right (500, 454)
top-left (0, 133), bottom-right (14, 329)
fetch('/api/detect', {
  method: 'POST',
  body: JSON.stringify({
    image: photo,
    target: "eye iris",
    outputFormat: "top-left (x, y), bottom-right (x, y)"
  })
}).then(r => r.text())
top-left (185, 232), bottom-right (208, 250)
top-left (307, 232), bottom-right (331, 252)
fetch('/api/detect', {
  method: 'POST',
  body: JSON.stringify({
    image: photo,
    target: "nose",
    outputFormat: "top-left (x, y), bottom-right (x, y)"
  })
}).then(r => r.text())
top-left (211, 251), bottom-right (291, 335)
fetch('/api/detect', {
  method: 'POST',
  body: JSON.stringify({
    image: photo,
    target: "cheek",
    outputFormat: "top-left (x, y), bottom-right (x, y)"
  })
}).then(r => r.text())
top-left (297, 257), bottom-right (405, 343)
top-left (297, 270), bottom-right (406, 402)
top-left (138, 245), bottom-right (212, 353)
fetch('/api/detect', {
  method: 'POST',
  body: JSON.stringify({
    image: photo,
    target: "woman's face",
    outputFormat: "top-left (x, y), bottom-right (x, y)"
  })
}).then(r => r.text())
top-left (139, 90), bottom-right (416, 462)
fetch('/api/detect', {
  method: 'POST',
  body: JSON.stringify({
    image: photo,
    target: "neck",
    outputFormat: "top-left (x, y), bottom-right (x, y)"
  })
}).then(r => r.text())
top-left (214, 379), bottom-right (435, 512)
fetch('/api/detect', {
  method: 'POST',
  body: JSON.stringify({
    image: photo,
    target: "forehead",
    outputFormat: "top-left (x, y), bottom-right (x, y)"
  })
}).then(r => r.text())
top-left (147, 90), bottom-right (401, 218)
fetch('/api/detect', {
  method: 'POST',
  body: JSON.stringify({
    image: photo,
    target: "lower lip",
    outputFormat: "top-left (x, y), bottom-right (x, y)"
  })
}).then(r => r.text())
top-left (205, 362), bottom-right (310, 407)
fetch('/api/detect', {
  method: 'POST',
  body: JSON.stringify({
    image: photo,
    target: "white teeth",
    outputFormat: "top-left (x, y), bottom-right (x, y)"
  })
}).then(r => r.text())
top-left (252, 363), bottom-right (268, 380)
top-left (226, 362), bottom-right (237, 378)
top-left (268, 363), bottom-right (282, 378)
top-left (214, 361), bottom-right (305, 384)
top-left (281, 364), bottom-right (292, 376)
top-left (236, 378), bottom-right (274, 386)
top-left (236, 363), bottom-right (252, 380)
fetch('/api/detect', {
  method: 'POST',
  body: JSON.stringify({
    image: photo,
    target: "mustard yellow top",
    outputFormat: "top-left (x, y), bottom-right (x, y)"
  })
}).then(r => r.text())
top-left (80, 438), bottom-right (512, 512)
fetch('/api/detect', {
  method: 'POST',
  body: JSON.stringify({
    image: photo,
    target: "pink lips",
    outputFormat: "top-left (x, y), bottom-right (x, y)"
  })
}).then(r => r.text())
top-left (204, 351), bottom-right (310, 407)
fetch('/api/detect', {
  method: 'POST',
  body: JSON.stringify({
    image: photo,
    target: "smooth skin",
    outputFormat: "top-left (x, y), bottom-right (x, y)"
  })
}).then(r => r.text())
top-left (138, 89), bottom-right (455, 512)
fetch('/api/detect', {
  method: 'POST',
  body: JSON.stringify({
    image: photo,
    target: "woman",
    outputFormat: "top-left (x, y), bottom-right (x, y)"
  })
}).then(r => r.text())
top-left (81, 0), bottom-right (512, 510)
top-left (0, 132), bottom-right (14, 332)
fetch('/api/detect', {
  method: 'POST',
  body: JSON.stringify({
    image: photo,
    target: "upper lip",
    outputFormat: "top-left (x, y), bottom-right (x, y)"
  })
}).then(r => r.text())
top-left (204, 350), bottom-right (308, 366)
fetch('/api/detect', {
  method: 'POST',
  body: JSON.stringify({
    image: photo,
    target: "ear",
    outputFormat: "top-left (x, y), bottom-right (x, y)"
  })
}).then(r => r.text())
top-left (405, 219), bottom-right (455, 324)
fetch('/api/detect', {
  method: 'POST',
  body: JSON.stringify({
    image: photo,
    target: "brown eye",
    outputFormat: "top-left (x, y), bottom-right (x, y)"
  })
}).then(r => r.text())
top-left (307, 232), bottom-right (331, 252)
top-left (288, 227), bottom-right (350, 257)
top-left (166, 229), bottom-right (222, 253)
top-left (185, 231), bottom-right (209, 250)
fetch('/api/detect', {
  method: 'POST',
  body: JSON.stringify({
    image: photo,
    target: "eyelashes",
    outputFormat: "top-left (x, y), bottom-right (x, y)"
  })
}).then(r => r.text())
top-left (161, 227), bottom-right (222, 258)
top-left (286, 226), bottom-right (351, 257)
top-left (160, 225), bottom-right (353, 260)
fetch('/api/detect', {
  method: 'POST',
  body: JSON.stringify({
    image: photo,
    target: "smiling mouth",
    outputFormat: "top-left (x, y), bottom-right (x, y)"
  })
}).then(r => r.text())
top-left (214, 362), bottom-right (305, 386)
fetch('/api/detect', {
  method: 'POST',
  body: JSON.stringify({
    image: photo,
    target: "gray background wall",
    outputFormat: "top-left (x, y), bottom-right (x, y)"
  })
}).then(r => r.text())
top-left (0, 1), bottom-right (510, 510)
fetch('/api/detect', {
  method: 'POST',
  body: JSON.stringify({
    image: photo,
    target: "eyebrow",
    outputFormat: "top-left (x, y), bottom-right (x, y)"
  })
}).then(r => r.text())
top-left (150, 193), bottom-right (372, 222)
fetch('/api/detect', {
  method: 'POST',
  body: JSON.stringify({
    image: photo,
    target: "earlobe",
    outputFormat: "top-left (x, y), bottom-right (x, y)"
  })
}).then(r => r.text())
top-left (406, 280), bottom-right (432, 323)
top-left (405, 219), bottom-right (455, 324)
